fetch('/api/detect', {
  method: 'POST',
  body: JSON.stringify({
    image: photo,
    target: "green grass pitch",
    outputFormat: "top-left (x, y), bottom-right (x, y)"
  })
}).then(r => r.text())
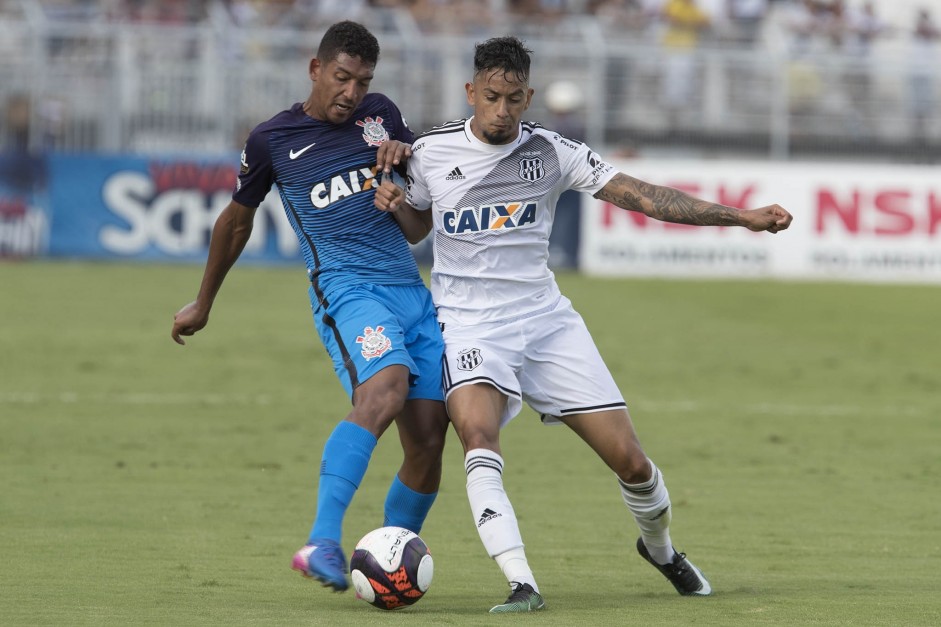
top-left (2, 261), bottom-right (940, 626)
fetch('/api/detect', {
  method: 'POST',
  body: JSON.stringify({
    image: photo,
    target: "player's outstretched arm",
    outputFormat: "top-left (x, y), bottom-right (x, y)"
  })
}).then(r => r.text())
top-left (171, 200), bottom-right (257, 345)
top-left (595, 172), bottom-right (793, 233)
top-left (374, 180), bottom-right (432, 244)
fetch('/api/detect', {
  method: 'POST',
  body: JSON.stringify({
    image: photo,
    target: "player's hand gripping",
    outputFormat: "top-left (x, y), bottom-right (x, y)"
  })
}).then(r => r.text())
top-left (740, 204), bottom-right (793, 233)
top-left (375, 139), bottom-right (411, 176)
top-left (374, 179), bottom-right (430, 243)
top-left (374, 179), bottom-right (406, 214)
top-left (171, 301), bottom-right (209, 345)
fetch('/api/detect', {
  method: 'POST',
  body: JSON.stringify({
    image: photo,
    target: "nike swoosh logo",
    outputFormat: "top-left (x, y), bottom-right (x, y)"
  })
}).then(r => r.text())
top-left (289, 143), bottom-right (316, 159)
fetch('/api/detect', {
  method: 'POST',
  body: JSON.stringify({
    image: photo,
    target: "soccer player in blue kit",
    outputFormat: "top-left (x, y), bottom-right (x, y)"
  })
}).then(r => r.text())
top-left (170, 21), bottom-right (448, 593)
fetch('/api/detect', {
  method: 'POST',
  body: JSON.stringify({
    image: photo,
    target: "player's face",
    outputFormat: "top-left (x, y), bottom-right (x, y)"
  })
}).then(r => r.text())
top-left (307, 52), bottom-right (375, 124)
top-left (466, 69), bottom-right (533, 145)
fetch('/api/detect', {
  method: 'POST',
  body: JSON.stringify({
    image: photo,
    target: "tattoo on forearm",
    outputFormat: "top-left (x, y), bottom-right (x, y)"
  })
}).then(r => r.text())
top-left (597, 174), bottom-right (742, 226)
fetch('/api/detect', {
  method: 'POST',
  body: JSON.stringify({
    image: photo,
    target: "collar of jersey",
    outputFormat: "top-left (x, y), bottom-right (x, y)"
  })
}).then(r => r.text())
top-left (464, 117), bottom-right (525, 153)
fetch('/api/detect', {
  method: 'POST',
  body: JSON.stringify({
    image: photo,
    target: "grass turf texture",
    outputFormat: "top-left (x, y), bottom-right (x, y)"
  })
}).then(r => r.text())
top-left (2, 261), bottom-right (939, 626)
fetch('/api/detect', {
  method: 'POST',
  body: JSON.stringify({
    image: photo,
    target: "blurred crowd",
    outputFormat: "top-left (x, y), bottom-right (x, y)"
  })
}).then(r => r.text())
top-left (1, 0), bottom-right (938, 155)
top-left (0, 0), bottom-right (932, 47)
top-left (3, 1), bottom-right (937, 70)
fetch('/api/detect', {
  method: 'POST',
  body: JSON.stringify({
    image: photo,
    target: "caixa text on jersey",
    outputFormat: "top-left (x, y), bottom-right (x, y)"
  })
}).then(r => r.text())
top-left (443, 202), bottom-right (537, 234)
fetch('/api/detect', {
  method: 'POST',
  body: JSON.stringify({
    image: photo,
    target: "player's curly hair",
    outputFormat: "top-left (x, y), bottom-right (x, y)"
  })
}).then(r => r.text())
top-left (317, 21), bottom-right (380, 65)
top-left (474, 36), bottom-right (532, 84)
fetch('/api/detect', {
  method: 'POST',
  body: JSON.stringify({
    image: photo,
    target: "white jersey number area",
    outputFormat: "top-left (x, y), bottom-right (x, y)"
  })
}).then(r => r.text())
top-left (407, 118), bottom-right (616, 325)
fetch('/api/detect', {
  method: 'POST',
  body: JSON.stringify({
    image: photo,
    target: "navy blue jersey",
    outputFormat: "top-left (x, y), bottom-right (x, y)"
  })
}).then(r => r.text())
top-left (234, 93), bottom-right (421, 296)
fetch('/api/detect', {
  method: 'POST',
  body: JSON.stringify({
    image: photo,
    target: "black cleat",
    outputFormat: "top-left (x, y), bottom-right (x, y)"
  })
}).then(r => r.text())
top-left (636, 537), bottom-right (712, 596)
top-left (489, 582), bottom-right (546, 613)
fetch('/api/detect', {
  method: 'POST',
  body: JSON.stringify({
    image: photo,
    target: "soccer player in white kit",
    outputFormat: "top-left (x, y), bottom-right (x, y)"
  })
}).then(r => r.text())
top-left (375, 36), bottom-right (793, 613)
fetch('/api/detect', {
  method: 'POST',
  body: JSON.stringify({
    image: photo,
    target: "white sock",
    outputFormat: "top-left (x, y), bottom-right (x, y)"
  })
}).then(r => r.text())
top-left (619, 458), bottom-right (676, 565)
top-left (465, 449), bottom-right (537, 589)
top-left (495, 547), bottom-right (538, 592)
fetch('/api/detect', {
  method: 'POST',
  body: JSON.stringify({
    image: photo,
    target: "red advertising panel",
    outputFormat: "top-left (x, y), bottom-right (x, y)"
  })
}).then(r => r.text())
top-left (581, 160), bottom-right (941, 283)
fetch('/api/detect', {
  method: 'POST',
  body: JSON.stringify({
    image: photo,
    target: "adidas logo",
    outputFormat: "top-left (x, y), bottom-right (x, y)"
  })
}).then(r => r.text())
top-left (477, 507), bottom-right (502, 527)
top-left (445, 166), bottom-right (466, 181)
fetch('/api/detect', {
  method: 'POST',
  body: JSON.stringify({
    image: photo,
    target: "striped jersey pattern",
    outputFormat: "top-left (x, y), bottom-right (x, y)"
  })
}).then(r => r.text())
top-left (406, 117), bottom-right (617, 325)
top-left (234, 93), bottom-right (422, 297)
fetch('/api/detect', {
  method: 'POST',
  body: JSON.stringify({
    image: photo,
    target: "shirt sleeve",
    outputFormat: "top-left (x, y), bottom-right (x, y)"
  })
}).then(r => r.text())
top-left (561, 139), bottom-right (617, 195)
top-left (232, 127), bottom-right (274, 208)
top-left (384, 96), bottom-right (416, 145)
top-left (404, 143), bottom-right (432, 211)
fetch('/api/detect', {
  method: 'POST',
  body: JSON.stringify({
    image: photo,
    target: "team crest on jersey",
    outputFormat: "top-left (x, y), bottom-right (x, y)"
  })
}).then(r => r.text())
top-left (518, 158), bottom-right (544, 182)
top-left (356, 325), bottom-right (392, 361)
top-left (356, 116), bottom-right (388, 147)
top-left (456, 348), bottom-right (482, 371)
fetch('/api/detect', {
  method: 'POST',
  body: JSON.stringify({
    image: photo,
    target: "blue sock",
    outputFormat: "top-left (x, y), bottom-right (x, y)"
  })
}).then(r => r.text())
top-left (383, 474), bottom-right (438, 534)
top-left (308, 421), bottom-right (377, 544)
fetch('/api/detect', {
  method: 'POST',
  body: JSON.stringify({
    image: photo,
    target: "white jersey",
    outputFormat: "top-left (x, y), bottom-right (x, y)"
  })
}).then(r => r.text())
top-left (406, 118), bottom-right (617, 324)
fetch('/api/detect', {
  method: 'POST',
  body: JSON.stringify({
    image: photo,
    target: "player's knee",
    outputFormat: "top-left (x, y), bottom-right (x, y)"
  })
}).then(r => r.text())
top-left (456, 429), bottom-right (500, 455)
top-left (347, 391), bottom-right (405, 438)
top-left (614, 448), bottom-right (652, 484)
top-left (401, 447), bottom-right (443, 480)
top-left (402, 423), bottom-right (446, 461)
top-left (423, 422), bottom-right (448, 455)
top-left (353, 381), bottom-right (409, 425)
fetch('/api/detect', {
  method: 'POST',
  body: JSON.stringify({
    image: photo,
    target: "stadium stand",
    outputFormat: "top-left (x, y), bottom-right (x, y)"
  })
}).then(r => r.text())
top-left (0, 0), bottom-right (938, 162)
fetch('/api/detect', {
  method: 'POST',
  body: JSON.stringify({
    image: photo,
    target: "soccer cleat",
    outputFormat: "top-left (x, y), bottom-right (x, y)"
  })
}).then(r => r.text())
top-left (636, 537), bottom-right (712, 596)
top-left (292, 540), bottom-right (349, 592)
top-left (489, 582), bottom-right (546, 613)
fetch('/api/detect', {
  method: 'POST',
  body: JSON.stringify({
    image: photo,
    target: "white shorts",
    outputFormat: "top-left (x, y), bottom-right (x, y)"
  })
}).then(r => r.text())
top-left (441, 295), bottom-right (627, 427)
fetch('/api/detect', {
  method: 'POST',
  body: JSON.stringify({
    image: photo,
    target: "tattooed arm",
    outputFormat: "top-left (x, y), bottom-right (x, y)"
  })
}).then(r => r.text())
top-left (594, 173), bottom-right (793, 233)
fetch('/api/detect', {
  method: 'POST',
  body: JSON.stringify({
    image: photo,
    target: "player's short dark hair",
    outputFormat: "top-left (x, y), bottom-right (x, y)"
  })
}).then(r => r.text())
top-left (317, 21), bottom-right (380, 66)
top-left (473, 36), bottom-right (532, 84)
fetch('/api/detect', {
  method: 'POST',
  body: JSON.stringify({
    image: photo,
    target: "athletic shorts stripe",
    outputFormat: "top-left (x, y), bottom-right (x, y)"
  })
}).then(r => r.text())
top-left (558, 401), bottom-right (628, 416)
top-left (321, 309), bottom-right (359, 389)
top-left (444, 373), bottom-right (519, 400)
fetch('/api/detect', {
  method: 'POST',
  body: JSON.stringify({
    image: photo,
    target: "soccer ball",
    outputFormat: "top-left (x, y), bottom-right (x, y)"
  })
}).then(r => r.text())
top-left (349, 526), bottom-right (433, 610)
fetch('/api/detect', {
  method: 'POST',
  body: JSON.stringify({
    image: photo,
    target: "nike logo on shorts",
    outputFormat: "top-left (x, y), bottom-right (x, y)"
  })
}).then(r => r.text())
top-left (289, 143), bottom-right (316, 159)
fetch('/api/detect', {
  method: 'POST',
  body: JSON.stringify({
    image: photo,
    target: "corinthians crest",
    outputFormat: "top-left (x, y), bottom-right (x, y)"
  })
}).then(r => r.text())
top-left (356, 325), bottom-right (392, 360)
top-left (356, 116), bottom-right (389, 147)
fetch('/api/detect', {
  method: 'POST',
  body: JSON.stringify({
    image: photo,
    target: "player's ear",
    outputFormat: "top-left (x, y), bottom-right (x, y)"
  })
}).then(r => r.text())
top-left (465, 82), bottom-right (475, 106)
top-left (524, 87), bottom-right (534, 112)
top-left (309, 57), bottom-right (321, 81)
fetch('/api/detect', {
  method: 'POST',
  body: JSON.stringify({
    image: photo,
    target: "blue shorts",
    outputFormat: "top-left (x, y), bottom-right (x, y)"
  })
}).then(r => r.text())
top-left (310, 282), bottom-right (444, 402)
